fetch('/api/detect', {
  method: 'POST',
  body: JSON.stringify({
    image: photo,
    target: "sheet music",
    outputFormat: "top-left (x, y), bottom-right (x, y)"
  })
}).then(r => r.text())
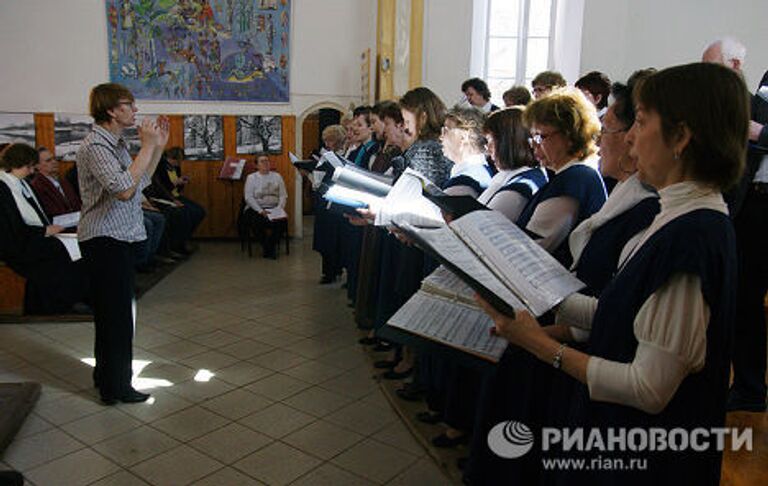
top-left (376, 169), bottom-right (445, 228)
top-left (451, 210), bottom-right (584, 316)
top-left (323, 185), bottom-right (385, 211)
top-left (401, 222), bottom-right (525, 312)
top-left (388, 291), bottom-right (507, 362)
top-left (331, 166), bottom-right (392, 198)
top-left (319, 150), bottom-right (346, 169)
top-left (53, 233), bottom-right (81, 262)
top-left (52, 211), bottom-right (80, 228)
top-left (266, 207), bottom-right (288, 221)
top-left (421, 266), bottom-right (476, 305)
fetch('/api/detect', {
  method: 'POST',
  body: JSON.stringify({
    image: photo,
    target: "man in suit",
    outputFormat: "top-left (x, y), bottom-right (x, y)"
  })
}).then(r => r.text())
top-left (704, 37), bottom-right (768, 411)
top-left (29, 147), bottom-right (81, 219)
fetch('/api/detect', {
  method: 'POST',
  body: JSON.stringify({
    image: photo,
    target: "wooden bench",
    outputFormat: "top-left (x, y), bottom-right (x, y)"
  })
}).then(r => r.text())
top-left (0, 262), bottom-right (25, 316)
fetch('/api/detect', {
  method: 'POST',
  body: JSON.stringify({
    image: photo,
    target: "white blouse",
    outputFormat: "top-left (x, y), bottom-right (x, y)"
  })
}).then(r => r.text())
top-left (556, 181), bottom-right (728, 414)
top-left (243, 171), bottom-right (287, 213)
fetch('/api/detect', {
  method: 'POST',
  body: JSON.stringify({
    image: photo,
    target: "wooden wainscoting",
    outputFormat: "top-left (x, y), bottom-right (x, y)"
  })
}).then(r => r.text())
top-left (36, 113), bottom-right (296, 239)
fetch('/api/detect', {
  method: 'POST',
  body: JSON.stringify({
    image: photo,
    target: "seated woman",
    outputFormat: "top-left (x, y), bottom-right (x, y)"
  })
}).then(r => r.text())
top-left (517, 87), bottom-right (608, 266)
top-left (480, 107), bottom-right (548, 222)
top-left (478, 62), bottom-right (746, 486)
top-left (440, 106), bottom-right (493, 197)
top-left (0, 143), bottom-right (89, 314)
top-left (242, 154), bottom-right (287, 259)
top-left (146, 147), bottom-right (206, 254)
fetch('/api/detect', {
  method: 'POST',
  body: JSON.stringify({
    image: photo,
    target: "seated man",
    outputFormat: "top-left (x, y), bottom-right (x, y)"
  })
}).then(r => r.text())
top-left (30, 146), bottom-right (81, 220)
top-left (242, 155), bottom-right (287, 259)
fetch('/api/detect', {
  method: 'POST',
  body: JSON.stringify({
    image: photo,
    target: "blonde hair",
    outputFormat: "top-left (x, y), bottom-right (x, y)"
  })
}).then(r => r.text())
top-left (524, 87), bottom-right (600, 161)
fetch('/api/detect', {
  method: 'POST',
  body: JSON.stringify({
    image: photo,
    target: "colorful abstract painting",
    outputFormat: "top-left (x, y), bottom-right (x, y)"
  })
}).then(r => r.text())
top-left (236, 115), bottom-right (281, 154)
top-left (106, 0), bottom-right (290, 102)
top-left (184, 115), bottom-right (224, 160)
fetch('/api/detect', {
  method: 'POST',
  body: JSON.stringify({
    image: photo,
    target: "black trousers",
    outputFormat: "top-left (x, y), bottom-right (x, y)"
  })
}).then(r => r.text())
top-left (732, 189), bottom-right (768, 400)
top-left (81, 237), bottom-right (136, 398)
top-left (243, 208), bottom-right (282, 255)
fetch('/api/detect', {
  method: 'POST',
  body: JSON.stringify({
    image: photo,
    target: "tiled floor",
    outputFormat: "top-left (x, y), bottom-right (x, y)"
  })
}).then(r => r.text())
top-left (0, 231), bottom-right (450, 485)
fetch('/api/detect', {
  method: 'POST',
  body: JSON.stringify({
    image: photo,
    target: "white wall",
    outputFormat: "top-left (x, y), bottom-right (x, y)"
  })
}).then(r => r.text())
top-left (0, 0), bottom-right (376, 116)
top-left (422, 0), bottom-right (472, 106)
top-left (580, 0), bottom-right (768, 90)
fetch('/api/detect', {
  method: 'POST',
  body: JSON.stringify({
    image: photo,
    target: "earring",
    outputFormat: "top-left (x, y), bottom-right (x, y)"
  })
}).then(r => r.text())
top-left (673, 151), bottom-right (680, 160)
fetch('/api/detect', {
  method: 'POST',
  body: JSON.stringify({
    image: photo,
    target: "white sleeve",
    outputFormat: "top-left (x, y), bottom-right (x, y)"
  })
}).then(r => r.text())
top-left (586, 273), bottom-right (708, 414)
top-left (486, 191), bottom-right (528, 223)
top-left (277, 174), bottom-right (288, 209)
top-left (525, 196), bottom-right (579, 253)
top-left (555, 293), bottom-right (599, 330)
top-left (244, 174), bottom-right (262, 212)
top-left (444, 185), bottom-right (480, 197)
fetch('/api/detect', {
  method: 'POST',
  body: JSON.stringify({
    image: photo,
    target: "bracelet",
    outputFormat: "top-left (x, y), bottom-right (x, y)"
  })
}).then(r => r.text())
top-left (552, 343), bottom-right (568, 369)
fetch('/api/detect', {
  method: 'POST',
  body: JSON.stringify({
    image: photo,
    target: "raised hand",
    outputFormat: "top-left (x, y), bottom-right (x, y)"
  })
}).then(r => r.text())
top-left (156, 115), bottom-right (170, 147)
top-left (138, 118), bottom-right (162, 147)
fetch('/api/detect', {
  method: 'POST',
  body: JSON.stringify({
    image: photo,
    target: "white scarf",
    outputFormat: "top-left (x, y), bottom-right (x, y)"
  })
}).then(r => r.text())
top-left (0, 170), bottom-right (44, 227)
top-left (569, 174), bottom-right (657, 268)
top-left (616, 180), bottom-right (728, 273)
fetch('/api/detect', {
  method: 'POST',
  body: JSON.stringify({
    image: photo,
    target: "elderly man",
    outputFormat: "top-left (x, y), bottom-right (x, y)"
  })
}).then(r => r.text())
top-left (703, 37), bottom-right (768, 412)
top-left (30, 146), bottom-right (81, 220)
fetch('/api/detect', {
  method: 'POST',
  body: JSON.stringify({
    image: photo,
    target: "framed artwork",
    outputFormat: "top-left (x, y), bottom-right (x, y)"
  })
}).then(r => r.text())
top-left (54, 114), bottom-right (93, 161)
top-left (106, 0), bottom-right (291, 102)
top-left (236, 115), bottom-right (281, 154)
top-left (184, 115), bottom-right (224, 160)
top-left (0, 113), bottom-right (36, 145)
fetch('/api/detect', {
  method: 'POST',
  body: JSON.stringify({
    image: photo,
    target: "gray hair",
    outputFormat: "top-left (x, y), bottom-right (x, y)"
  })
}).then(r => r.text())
top-left (709, 37), bottom-right (747, 64)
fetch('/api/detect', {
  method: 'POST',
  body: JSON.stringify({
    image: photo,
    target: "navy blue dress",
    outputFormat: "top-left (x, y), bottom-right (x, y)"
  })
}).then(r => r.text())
top-left (517, 164), bottom-right (607, 266)
top-left (554, 209), bottom-right (736, 486)
top-left (463, 191), bottom-right (661, 486)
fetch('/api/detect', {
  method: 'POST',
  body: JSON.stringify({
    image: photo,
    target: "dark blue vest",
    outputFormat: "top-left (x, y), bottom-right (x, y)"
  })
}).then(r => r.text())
top-left (574, 197), bottom-right (660, 296)
top-left (494, 167), bottom-right (548, 201)
top-left (516, 164), bottom-right (607, 266)
top-left (560, 209), bottom-right (736, 486)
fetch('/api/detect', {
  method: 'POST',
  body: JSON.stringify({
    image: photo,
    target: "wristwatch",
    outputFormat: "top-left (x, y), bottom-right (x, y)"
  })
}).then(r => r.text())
top-left (553, 343), bottom-right (568, 369)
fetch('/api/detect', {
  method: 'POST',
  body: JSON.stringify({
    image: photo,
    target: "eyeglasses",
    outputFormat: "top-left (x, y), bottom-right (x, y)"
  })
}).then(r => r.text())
top-left (600, 126), bottom-right (628, 136)
top-left (528, 130), bottom-right (560, 146)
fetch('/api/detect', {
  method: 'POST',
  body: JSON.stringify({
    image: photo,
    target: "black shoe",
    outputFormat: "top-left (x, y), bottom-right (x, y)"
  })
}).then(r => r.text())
top-left (101, 389), bottom-right (151, 406)
top-left (374, 359), bottom-right (398, 369)
top-left (727, 388), bottom-right (767, 412)
top-left (432, 432), bottom-right (468, 448)
top-left (358, 336), bottom-right (379, 346)
top-left (416, 411), bottom-right (443, 424)
top-left (382, 368), bottom-right (413, 380)
top-left (319, 275), bottom-right (335, 284)
top-left (396, 385), bottom-right (424, 402)
top-left (373, 342), bottom-right (393, 352)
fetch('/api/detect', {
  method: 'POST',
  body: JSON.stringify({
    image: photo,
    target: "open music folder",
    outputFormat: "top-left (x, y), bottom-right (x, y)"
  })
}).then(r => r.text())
top-left (386, 209), bottom-right (585, 361)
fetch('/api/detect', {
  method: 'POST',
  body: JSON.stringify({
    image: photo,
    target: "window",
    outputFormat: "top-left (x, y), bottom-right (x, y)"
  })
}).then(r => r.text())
top-left (481, 0), bottom-right (557, 106)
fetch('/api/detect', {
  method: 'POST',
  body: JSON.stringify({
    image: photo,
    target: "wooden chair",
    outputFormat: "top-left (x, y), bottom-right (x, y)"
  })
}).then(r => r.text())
top-left (0, 262), bottom-right (26, 316)
top-left (237, 202), bottom-right (290, 257)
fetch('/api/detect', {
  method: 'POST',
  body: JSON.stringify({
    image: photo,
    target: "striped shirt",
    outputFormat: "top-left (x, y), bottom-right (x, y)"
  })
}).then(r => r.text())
top-left (76, 125), bottom-right (149, 243)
